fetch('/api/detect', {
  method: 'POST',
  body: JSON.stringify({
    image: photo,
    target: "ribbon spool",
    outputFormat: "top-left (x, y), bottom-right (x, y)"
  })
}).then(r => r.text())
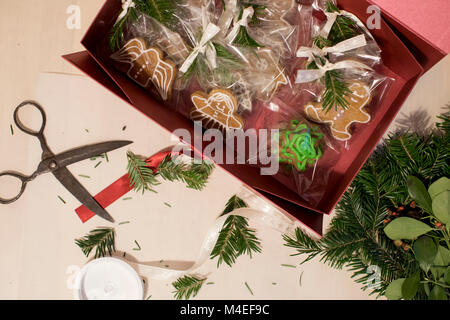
top-left (73, 208), bottom-right (301, 299)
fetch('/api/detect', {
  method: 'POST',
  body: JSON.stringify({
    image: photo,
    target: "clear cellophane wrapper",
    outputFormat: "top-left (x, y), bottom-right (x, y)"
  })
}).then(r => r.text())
top-left (290, 0), bottom-right (394, 150)
top-left (244, 97), bottom-right (338, 206)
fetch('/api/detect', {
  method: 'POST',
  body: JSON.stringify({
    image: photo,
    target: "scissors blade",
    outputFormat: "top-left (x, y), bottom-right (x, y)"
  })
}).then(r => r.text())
top-left (54, 141), bottom-right (133, 168)
top-left (52, 167), bottom-right (114, 223)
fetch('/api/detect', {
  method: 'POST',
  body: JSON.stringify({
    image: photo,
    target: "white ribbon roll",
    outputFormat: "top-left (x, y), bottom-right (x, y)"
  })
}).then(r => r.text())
top-left (179, 22), bottom-right (221, 73)
top-left (124, 208), bottom-right (301, 281)
top-left (115, 0), bottom-right (136, 24)
top-left (295, 59), bottom-right (373, 84)
top-left (296, 34), bottom-right (367, 60)
top-left (225, 6), bottom-right (255, 44)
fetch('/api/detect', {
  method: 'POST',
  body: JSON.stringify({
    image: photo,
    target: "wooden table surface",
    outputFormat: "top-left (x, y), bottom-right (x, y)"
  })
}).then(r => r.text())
top-left (0, 0), bottom-right (449, 300)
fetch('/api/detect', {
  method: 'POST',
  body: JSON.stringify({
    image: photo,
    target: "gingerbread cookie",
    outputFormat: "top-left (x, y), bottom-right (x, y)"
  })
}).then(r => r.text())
top-left (111, 38), bottom-right (176, 100)
top-left (279, 120), bottom-right (323, 172)
top-left (246, 48), bottom-right (289, 102)
top-left (304, 81), bottom-right (372, 141)
top-left (190, 89), bottom-right (245, 132)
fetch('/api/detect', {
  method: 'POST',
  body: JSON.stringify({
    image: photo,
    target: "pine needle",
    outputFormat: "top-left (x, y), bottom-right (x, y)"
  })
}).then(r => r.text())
top-left (322, 70), bottom-right (351, 113)
top-left (133, 240), bottom-right (141, 251)
top-left (245, 282), bottom-right (254, 295)
top-left (10, 124), bottom-right (14, 135)
top-left (172, 275), bottom-right (206, 300)
top-left (75, 228), bottom-right (116, 259)
top-left (57, 195), bottom-right (66, 204)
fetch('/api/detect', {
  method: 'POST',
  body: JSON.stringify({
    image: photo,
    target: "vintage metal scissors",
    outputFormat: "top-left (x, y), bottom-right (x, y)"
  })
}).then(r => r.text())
top-left (0, 101), bottom-right (133, 223)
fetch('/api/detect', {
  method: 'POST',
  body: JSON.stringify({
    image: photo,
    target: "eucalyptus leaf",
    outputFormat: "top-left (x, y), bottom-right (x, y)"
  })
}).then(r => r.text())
top-left (384, 217), bottom-right (433, 240)
top-left (385, 278), bottom-right (405, 300)
top-left (402, 271), bottom-right (420, 300)
top-left (432, 191), bottom-right (449, 224)
top-left (413, 236), bottom-right (437, 269)
top-left (428, 177), bottom-right (450, 200)
top-left (407, 176), bottom-right (433, 213)
top-left (429, 285), bottom-right (448, 300)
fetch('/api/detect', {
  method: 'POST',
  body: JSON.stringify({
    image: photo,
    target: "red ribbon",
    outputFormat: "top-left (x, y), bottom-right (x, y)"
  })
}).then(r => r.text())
top-left (75, 150), bottom-right (177, 223)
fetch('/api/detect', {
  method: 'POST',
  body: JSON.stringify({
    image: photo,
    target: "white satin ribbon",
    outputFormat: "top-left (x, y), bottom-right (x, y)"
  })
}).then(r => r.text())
top-left (179, 22), bottom-right (221, 73)
top-left (320, 9), bottom-right (375, 41)
top-left (225, 6), bottom-right (255, 44)
top-left (295, 59), bottom-right (373, 84)
top-left (296, 34), bottom-right (367, 60)
top-left (115, 0), bottom-right (136, 24)
top-left (125, 208), bottom-right (301, 281)
top-left (218, 0), bottom-right (238, 35)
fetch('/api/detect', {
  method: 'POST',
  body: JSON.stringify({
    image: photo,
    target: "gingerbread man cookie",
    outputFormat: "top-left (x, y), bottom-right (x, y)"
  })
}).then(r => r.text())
top-left (304, 81), bottom-right (372, 141)
top-left (111, 38), bottom-right (176, 100)
top-left (190, 89), bottom-right (245, 132)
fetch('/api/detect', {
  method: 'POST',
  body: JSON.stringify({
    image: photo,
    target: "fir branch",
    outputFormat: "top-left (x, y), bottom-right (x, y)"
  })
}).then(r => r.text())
top-left (325, 1), bottom-right (358, 45)
top-left (213, 42), bottom-right (241, 64)
top-left (109, 6), bottom-right (138, 51)
top-left (172, 275), bottom-right (206, 300)
top-left (75, 228), bottom-right (116, 259)
top-left (211, 195), bottom-right (261, 267)
top-left (282, 112), bottom-right (450, 297)
top-left (232, 7), bottom-right (263, 48)
top-left (157, 156), bottom-right (215, 191)
top-left (220, 195), bottom-right (248, 216)
top-left (322, 70), bottom-right (351, 112)
top-left (108, 0), bottom-right (178, 51)
top-left (127, 151), bottom-right (160, 194)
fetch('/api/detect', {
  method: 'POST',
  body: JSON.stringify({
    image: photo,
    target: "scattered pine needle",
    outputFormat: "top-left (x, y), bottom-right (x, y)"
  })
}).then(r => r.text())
top-left (206, 282), bottom-right (215, 285)
top-left (122, 125), bottom-right (127, 131)
top-left (299, 271), bottom-right (304, 287)
top-left (164, 202), bottom-right (172, 208)
top-left (57, 195), bottom-right (66, 204)
top-left (94, 161), bottom-right (102, 168)
top-left (146, 295), bottom-right (152, 300)
top-left (78, 174), bottom-right (90, 179)
top-left (10, 124), bottom-right (14, 135)
top-left (281, 264), bottom-right (296, 268)
top-left (119, 221), bottom-right (130, 225)
top-left (133, 240), bottom-right (141, 251)
top-left (245, 282), bottom-right (254, 296)
top-left (85, 129), bottom-right (89, 133)
top-left (104, 153), bottom-right (109, 162)
top-left (123, 197), bottom-right (133, 201)
top-left (272, 282), bottom-right (277, 285)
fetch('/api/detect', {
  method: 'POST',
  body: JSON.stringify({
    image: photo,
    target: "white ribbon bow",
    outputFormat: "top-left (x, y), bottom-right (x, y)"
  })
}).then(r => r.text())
top-left (115, 0), bottom-right (136, 24)
top-left (296, 34), bottom-right (367, 60)
top-left (180, 22), bottom-right (221, 73)
top-left (225, 6), bottom-right (255, 44)
top-left (218, 0), bottom-right (238, 36)
top-left (295, 59), bottom-right (373, 84)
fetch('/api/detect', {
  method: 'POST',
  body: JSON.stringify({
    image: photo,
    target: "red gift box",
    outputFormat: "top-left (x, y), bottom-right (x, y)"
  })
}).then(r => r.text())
top-left (63, 0), bottom-right (447, 235)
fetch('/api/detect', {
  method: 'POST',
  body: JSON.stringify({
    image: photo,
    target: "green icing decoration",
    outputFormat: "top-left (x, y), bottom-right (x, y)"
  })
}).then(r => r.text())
top-left (279, 120), bottom-right (323, 172)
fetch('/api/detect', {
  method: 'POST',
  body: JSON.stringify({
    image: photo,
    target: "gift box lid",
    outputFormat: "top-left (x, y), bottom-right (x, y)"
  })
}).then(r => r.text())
top-left (368, 0), bottom-right (450, 71)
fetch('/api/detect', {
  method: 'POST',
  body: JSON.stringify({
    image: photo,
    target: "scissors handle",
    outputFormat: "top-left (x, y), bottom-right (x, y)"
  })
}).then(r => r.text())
top-left (14, 101), bottom-right (47, 136)
top-left (0, 172), bottom-right (31, 204)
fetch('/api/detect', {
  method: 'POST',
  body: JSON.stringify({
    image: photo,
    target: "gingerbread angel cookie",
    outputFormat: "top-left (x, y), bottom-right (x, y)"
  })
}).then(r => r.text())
top-left (111, 38), bottom-right (176, 100)
top-left (246, 48), bottom-right (289, 102)
top-left (304, 81), bottom-right (372, 141)
top-left (190, 89), bottom-right (245, 132)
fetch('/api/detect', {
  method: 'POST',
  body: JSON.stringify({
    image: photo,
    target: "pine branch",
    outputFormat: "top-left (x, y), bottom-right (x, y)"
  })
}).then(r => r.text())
top-left (75, 228), bottom-right (116, 259)
top-left (172, 275), bottom-right (206, 300)
top-left (157, 156), bottom-right (215, 191)
top-left (127, 151), bottom-right (160, 194)
top-left (109, 6), bottom-right (138, 51)
top-left (220, 195), bottom-right (248, 216)
top-left (108, 0), bottom-right (178, 51)
top-left (211, 195), bottom-right (261, 267)
top-left (322, 70), bottom-right (351, 112)
top-left (233, 26), bottom-right (263, 48)
top-left (325, 1), bottom-right (357, 45)
top-left (126, 153), bottom-right (214, 193)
